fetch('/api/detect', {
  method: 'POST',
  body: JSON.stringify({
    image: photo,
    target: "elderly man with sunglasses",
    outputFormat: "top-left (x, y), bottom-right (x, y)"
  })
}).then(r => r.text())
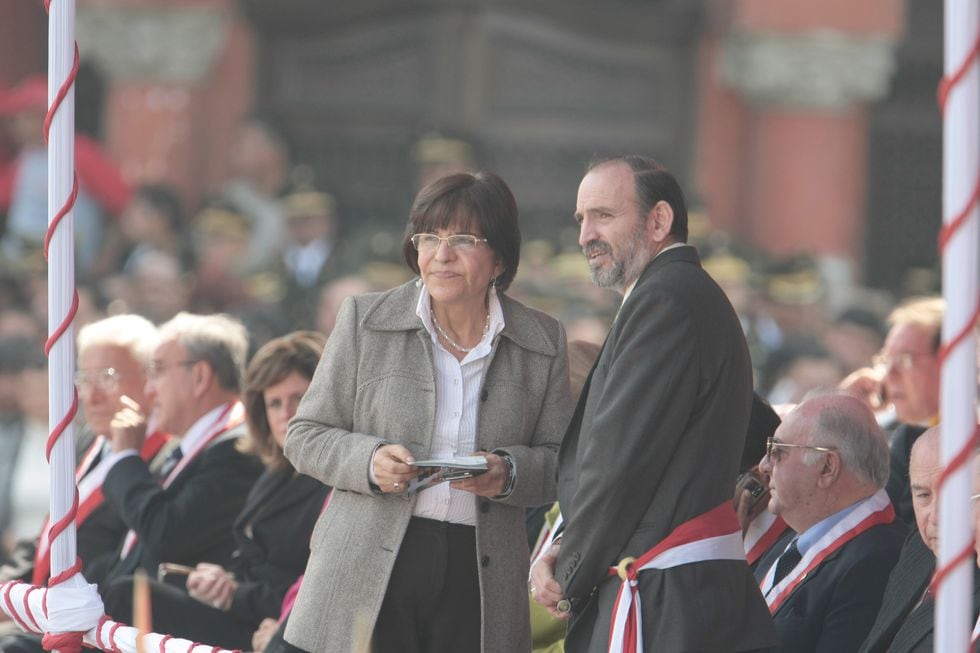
top-left (757, 393), bottom-right (906, 653)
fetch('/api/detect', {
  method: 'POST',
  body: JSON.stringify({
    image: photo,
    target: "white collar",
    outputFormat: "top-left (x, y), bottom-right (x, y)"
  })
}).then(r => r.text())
top-left (179, 402), bottom-right (232, 456)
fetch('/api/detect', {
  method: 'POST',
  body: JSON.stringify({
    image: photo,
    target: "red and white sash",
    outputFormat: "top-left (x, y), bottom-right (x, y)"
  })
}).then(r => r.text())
top-left (606, 501), bottom-right (745, 653)
top-left (760, 489), bottom-right (895, 614)
top-left (744, 511), bottom-right (789, 567)
top-left (32, 430), bottom-right (170, 585)
top-left (119, 402), bottom-right (245, 558)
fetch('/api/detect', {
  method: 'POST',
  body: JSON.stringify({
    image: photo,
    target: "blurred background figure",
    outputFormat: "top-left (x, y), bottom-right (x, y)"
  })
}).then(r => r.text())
top-left (118, 250), bottom-right (191, 325)
top-left (763, 338), bottom-right (845, 407)
top-left (220, 117), bottom-right (291, 274)
top-left (276, 179), bottom-right (342, 330)
top-left (822, 306), bottom-right (887, 377)
top-left (411, 131), bottom-right (478, 193)
top-left (117, 183), bottom-right (188, 275)
top-left (0, 337), bottom-right (31, 563)
top-left (0, 75), bottom-right (129, 280)
top-left (189, 201), bottom-right (258, 315)
top-left (313, 275), bottom-right (375, 337)
top-left (1, 342), bottom-right (46, 557)
top-left (840, 296), bottom-right (943, 526)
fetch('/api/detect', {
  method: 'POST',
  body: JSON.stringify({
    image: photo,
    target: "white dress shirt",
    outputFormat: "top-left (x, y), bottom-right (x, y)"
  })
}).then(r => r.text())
top-left (411, 285), bottom-right (505, 526)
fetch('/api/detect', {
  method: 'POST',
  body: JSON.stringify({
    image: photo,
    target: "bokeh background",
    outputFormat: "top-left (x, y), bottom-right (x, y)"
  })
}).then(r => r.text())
top-left (0, 0), bottom-right (947, 407)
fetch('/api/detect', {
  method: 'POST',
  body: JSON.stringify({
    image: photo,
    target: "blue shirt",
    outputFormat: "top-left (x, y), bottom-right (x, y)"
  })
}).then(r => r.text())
top-left (796, 499), bottom-right (865, 556)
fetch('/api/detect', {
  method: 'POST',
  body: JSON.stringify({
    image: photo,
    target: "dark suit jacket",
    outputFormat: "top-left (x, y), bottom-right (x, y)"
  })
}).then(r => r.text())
top-left (228, 467), bottom-right (329, 623)
top-left (99, 420), bottom-right (263, 585)
top-left (556, 245), bottom-right (777, 652)
top-left (884, 424), bottom-right (928, 527)
top-left (99, 467), bottom-right (329, 649)
top-left (771, 517), bottom-right (906, 653)
top-left (860, 529), bottom-right (980, 653)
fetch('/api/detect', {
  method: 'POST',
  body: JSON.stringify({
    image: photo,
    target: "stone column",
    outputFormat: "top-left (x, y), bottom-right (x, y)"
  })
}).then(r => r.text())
top-left (695, 1), bottom-right (904, 285)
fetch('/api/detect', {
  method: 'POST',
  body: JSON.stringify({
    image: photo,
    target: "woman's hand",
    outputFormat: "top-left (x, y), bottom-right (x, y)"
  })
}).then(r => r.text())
top-left (451, 452), bottom-right (509, 497)
top-left (251, 618), bottom-right (279, 653)
top-left (186, 563), bottom-right (238, 611)
top-left (372, 444), bottom-right (418, 493)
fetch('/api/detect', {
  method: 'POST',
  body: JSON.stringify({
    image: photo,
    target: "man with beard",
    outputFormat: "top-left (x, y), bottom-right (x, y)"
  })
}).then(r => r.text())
top-left (531, 156), bottom-right (776, 652)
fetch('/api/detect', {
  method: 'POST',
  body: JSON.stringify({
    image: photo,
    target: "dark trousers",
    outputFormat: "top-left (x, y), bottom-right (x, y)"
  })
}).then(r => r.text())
top-left (372, 517), bottom-right (480, 653)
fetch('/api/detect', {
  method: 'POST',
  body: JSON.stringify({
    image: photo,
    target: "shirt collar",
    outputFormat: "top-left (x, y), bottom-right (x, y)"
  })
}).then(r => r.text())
top-left (796, 497), bottom-right (866, 556)
top-left (179, 402), bottom-right (231, 456)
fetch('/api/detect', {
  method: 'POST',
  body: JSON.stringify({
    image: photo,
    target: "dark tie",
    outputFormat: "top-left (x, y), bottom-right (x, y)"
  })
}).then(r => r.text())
top-left (772, 539), bottom-right (802, 585)
top-left (158, 447), bottom-right (184, 480)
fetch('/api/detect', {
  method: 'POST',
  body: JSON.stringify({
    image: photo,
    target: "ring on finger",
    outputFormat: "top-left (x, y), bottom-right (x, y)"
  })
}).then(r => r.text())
top-left (393, 482), bottom-right (400, 489)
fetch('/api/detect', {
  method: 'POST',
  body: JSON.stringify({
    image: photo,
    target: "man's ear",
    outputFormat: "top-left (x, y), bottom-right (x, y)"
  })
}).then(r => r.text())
top-left (191, 361), bottom-right (213, 400)
top-left (647, 200), bottom-right (674, 243)
top-left (816, 451), bottom-right (841, 489)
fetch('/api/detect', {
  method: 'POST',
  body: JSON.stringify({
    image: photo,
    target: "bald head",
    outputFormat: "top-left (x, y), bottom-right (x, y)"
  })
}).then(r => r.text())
top-left (795, 393), bottom-right (890, 488)
top-left (909, 426), bottom-right (941, 554)
top-left (761, 392), bottom-right (890, 533)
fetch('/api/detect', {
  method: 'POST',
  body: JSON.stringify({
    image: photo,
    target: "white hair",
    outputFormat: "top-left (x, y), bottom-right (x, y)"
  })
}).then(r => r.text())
top-left (76, 314), bottom-right (159, 365)
top-left (158, 312), bottom-right (249, 393)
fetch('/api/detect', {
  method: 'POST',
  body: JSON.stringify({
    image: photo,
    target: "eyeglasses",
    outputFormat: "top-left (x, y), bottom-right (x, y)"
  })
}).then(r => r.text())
top-left (410, 233), bottom-right (488, 253)
top-left (146, 359), bottom-right (198, 380)
top-left (872, 351), bottom-right (933, 372)
top-left (74, 367), bottom-right (121, 394)
top-left (766, 437), bottom-right (838, 463)
top-left (971, 493), bottom-right (980, 503)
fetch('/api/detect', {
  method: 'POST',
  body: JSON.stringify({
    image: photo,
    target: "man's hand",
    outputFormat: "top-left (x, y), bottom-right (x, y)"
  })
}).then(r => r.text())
top-left (734, 467), bottom-right (771, 533)
top-left (372, 444), bottom-right (417, 493)
top-left (108, 395), bottom-right (148, 453)
top-left (530, 541), bottom-right (569, 620)
top-left (186, 562), bottom-right (238, 611)
top-left (451, 452), bottom-right (508, 497)
top-left (839, 366), bottom-right (887, 411)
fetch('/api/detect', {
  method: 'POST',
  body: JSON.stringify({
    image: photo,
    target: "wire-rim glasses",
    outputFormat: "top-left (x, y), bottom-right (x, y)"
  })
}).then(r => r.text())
top-left (411, 233), bottom-right (488, 253)
top-left (766, 437), bottom-right (838, 462)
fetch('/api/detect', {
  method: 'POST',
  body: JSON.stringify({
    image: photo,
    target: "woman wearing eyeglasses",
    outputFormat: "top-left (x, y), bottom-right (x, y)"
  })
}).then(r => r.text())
top-left (281, 171), bottom-right (572, 653)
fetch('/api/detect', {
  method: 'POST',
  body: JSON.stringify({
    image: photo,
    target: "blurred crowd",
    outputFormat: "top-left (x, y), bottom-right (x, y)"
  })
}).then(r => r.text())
top-left (0, 73), bottom-right (943, 564)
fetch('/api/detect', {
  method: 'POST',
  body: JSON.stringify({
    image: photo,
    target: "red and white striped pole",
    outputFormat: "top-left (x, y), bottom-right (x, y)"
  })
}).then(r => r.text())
top-left (934, 0), bottom-right (979, 651)
top-left (43, 0), bottom-right (85, 651)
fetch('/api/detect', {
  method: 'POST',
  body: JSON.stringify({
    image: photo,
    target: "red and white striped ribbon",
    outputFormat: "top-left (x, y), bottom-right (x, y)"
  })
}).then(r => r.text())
top-left (760, 489), bottom-right (894, 614)
top-left (743, 511), bottom-right (788, 567)
top-left (606, 501), bottom-right (744, 653)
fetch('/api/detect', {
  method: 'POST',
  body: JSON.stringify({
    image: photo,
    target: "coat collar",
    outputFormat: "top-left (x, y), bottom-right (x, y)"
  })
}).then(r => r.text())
top-left (637, 243), bottom-right (700, 283)
top-left (363, 280), bottom-right (558, 357)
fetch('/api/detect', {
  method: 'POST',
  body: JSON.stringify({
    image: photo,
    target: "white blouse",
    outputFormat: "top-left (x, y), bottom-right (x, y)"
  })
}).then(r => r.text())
top-left (412, 286), bottom-right (504, 526)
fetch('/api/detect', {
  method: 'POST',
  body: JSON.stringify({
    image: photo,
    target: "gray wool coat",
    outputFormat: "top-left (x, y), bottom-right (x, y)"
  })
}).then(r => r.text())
top-left (282, 281), bottom-right (572, 653)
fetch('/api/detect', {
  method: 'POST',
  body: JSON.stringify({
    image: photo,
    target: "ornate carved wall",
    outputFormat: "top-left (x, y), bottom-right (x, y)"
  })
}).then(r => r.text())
top-left (240, 0), bottom-right (703, 252)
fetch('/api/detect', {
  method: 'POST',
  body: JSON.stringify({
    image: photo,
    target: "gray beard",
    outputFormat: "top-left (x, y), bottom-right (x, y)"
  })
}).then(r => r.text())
top-left (589, 259), bottom-right (627, 289)
top-left (587, 220), bottom-right (650, 292)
